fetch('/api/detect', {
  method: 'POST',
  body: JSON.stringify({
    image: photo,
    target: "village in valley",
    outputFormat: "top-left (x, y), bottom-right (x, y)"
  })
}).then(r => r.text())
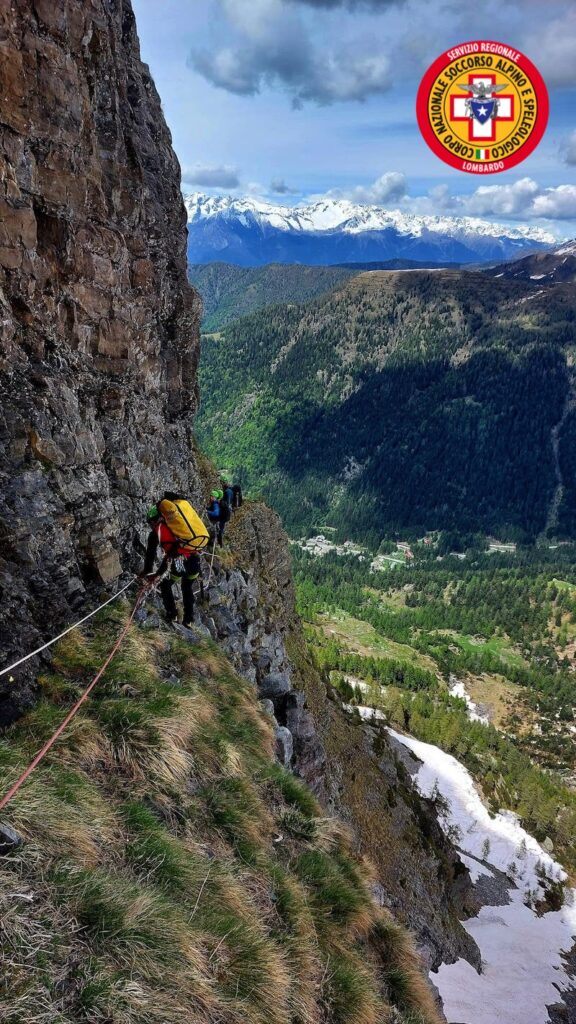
top-left (293, 530), bottom-right (519, 570)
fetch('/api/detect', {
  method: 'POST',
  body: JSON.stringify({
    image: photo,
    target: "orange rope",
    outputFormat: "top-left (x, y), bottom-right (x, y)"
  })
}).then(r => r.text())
top-left (0, 584), bottom-right (151, 813)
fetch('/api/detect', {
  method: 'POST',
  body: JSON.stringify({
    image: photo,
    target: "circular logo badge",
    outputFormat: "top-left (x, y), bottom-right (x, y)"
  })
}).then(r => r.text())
top-left (416, 41), bottom-right (548, 174)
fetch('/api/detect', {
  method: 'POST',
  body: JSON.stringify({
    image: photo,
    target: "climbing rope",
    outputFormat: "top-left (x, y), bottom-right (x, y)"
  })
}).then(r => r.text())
top-left (0, 518), bottom-right (224, 807)
top-left (188, 541), bottom-right (218, 597)
top-left (206, 543), bottom-right (217, 586)
top-left (0, 580), bottom-right (155, 813)
top-left (0, 578), bottom-right (138, 679)
top-left (4, 502), bottom-right (229, 677)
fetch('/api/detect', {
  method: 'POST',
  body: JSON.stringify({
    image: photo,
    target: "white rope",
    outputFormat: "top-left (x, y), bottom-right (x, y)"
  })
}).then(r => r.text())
top-left (2, 529), bottom-right (222, 677)
top-left (191, 546), bottom-right (216, 598)
top-left (0, 577), bottom-right (138, 678)
top-left (207, 544), bottom-right (217, 586)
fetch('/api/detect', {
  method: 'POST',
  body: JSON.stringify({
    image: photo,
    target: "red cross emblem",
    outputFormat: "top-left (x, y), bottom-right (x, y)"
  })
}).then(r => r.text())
top-left (450, 74), bottom-right (514, 144)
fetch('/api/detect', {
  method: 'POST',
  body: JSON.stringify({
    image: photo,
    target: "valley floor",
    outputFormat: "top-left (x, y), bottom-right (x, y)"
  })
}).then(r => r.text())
top-left (293, 539), bottom-right (576, 1023)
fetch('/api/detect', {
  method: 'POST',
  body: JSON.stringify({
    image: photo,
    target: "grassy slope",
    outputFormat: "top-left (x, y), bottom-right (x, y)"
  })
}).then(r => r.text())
top-left (439, 631), bottom-right (527, 669)
top-left (317, 609), bottom-right (439, 673)
top-left (0, 603), bottom-right (441, 1024)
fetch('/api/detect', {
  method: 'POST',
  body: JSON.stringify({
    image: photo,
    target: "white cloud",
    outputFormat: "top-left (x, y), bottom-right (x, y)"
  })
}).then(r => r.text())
top-left (349, 170), bottom-right (407, 203)
top-left (427, 183), bottom-right (459, 212)
top-left (531, 186), bottom-right (576, 219)
top-left (182, 164), bottom-right (240, 188)
top-left (464, 178), bottom-right (541, 218)
top-left (423, 178), bottom-right (576, 222)
top-left (320, 170), bottom-right (407, 205)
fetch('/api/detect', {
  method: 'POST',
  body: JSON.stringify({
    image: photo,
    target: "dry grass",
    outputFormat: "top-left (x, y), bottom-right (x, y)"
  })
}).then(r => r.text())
top-left (0, 606), bottom-right (441, 1024)
top-left (369, 914), bottom-right (445, 1024)
top-left (4, 767), bottom-right (122, 866)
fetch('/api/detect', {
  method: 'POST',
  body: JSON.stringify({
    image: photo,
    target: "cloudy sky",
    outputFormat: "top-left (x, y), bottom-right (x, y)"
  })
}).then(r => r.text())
top-left (132, 0), bottom-right (576, 236)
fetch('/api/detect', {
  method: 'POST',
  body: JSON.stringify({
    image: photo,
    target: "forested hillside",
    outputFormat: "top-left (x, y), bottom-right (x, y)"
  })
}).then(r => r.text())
top-left (189, 263), bottom-right (356, 331)
top-left (197, 269), bottom-right (576, 543)
top-left (189, 261), bottom-right (466, 331)
top-left (292, 542), bottom-right (576, 870)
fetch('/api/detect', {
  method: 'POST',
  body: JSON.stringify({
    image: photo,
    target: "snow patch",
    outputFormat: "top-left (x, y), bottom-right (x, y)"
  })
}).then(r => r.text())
top-left (345, 676), bottom-right (370, 693)
top-left (343, 704), bottom-right (386, 721)
top-left (388, 728), bottom-right (576, 1024)
top-left (449, 678), bottom-right (490, 724)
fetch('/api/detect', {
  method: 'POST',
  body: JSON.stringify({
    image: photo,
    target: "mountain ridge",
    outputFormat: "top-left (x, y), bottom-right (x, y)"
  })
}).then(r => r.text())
top-left (486, 239), bottom-right (576, 285)
top-left (185, 191), bottom-right (557, 267)
top-left (196, 263), bottom-right (576, 542)
top-left (189, 260), bottom-right (473, 332)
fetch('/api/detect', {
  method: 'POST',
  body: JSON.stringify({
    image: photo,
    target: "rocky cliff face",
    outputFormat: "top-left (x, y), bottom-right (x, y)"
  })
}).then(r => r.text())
top-left (162, 504), bottom-right (480, 978)
top-left (0, 0), bottom-right (201, 722)
top-left (0, 0), bottom-right (477, 996)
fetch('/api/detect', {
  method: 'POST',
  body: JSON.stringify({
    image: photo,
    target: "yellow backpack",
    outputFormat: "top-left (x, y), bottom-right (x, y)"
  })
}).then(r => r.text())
top-left (158, 498), bottom-right (209, 552)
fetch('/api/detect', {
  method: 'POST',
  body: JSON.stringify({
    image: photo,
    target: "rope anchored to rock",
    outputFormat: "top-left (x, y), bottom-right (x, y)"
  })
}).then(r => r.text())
top-left (0, 579), bottom-right (158, 813)
top-left (0, 577), bottom-right (138, 679)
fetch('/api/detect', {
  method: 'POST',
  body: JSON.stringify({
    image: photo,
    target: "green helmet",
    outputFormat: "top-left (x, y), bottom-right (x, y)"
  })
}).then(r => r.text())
top-left (146, 503), bottom-right (159, 521)
top-left (210, 489), bottom-right (224, 499)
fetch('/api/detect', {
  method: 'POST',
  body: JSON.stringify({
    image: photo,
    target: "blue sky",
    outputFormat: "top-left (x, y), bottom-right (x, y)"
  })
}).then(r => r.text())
top-left (132, 0), bottom-right (576, 236)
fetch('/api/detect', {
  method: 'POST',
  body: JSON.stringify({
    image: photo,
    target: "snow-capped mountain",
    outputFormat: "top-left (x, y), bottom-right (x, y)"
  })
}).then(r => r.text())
top-left (487, 239), bottom-right (576, 284)
top-left (184, 192), bottom-right (557, 267)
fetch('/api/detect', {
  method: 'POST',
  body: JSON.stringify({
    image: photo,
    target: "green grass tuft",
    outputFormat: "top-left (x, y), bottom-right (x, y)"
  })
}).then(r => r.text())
top-left (0, 606), bottom-right (442, 1024)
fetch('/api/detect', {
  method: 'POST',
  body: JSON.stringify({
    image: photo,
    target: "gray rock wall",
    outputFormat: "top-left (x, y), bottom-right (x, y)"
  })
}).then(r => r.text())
top-left (143, 504), bottom-right (481, 977)
top-left (0, 0), bottom-right (479, 991)
top-left (0, 0), bottom-right (201, 720)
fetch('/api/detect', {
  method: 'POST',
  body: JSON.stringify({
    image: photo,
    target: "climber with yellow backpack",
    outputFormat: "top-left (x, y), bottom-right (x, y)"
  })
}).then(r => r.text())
top-left (140, 493), bottom-right (209, 627)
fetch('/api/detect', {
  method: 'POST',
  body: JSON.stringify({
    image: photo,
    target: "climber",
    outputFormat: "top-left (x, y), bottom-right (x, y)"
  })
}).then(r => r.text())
top-left (207, 489), bottom-right (223, 548)
top-left (232, 483), bottom-right (243, 509)
top-left (141, 494), bottom-right (208, 626)
top-left (219, 490), bottom-right (232, 542)
top-left (207, 488), bottom-right (231, 547)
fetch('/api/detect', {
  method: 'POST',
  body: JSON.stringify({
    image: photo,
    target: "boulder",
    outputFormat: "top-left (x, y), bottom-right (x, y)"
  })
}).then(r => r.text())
top-left (0, 823), bottom-right (23, 854)
top-left (275, 726), bottom-right (293, 767)
top-left (175, 622), bottom-right (211, 643)
top-left (260, 672), bottom-right (292, 699)
top-left (259, 698), bottom-right (276, 720)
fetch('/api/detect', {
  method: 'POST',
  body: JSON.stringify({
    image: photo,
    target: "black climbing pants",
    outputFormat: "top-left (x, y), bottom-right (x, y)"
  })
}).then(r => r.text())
top-left (160, 556), bottom-right (202, 623)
